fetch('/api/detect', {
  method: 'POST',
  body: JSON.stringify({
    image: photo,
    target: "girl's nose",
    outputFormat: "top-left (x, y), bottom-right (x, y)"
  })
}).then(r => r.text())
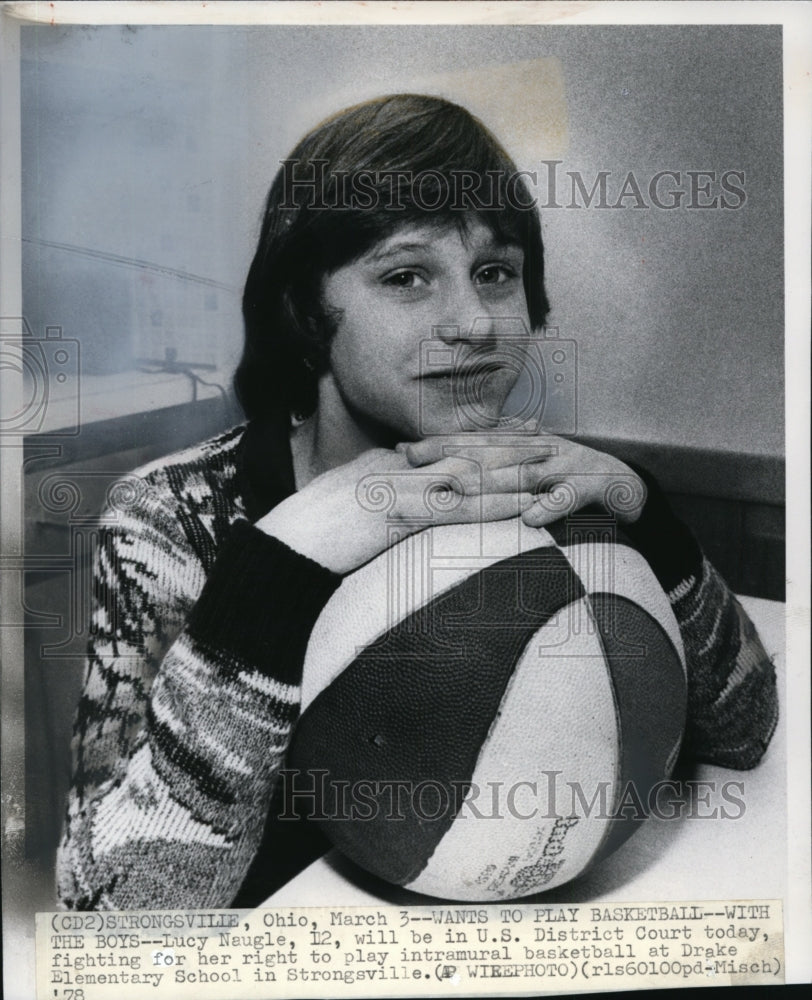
top-left (434, 316), bottom-right (498, 345)
top-left (434, 283), bottom-right (498, 344)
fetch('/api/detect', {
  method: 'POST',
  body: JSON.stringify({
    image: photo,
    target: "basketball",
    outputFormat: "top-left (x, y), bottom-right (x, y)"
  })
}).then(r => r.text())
top-left (287, 515), bottom-right (687, 900)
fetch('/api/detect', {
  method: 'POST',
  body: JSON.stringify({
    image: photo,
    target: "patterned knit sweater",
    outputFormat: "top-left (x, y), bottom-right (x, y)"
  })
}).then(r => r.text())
top-left (57, 421), bottom-right (779, 911)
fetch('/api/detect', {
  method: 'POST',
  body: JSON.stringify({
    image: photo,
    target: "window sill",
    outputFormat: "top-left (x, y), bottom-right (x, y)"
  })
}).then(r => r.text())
top-left (31, 368), bottom-right (232, 436)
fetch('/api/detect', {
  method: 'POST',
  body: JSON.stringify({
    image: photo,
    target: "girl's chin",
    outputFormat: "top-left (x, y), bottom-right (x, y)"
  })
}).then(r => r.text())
top-left (360, 398), bottom-right (509, 443)
top-left (412, 408), bottom-right (506, 438)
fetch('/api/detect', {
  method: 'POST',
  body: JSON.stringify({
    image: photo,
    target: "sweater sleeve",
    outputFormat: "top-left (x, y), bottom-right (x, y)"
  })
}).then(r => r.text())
top-left (56, 493), bottom-right (341, 911)
top-left (621, 464), bottom-right (778, 770)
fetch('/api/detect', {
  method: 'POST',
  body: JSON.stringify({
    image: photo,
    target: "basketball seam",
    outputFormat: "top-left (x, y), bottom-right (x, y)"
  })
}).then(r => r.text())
top-left (560, 542), bottom-right (687, 675)
top-left (400, 549), bottom-right (585, 888)
top-left (302, 535), bottom-right (559, 710)
top-left (576, 593), bottom-right (623, 876)
top-left (581, 592), bottom-right (688, 872)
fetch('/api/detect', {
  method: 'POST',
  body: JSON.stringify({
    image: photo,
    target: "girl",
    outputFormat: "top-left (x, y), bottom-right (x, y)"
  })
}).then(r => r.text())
top-left (57, 94), bottom-right (777, 910)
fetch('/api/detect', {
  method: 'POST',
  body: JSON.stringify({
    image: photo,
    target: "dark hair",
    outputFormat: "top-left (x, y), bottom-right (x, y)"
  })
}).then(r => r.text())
top-left (236, 94), bottom-right (550, 422)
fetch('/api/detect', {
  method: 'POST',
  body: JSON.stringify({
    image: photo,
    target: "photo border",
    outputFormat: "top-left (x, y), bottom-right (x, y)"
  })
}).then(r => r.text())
top-left (1, 2), bottom-right (809, 996)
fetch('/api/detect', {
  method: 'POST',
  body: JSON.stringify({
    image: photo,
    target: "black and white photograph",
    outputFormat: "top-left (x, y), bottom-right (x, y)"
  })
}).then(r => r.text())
top-left (1, 2), bottom-right (809, 997)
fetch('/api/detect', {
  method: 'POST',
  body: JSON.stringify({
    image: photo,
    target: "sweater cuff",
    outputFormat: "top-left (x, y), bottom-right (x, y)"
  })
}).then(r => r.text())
top-left (621, 463), bottom-right (703, 595)
top-left (187, 520), bottom-right (342, 685)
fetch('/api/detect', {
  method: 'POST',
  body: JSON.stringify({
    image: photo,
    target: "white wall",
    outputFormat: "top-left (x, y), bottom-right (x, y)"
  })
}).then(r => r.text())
top-left (22, 26), bottom-right (250, 376)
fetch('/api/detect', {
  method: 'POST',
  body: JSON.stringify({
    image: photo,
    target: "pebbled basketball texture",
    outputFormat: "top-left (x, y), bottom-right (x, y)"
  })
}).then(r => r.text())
top-left (287, 515), bottom-right (687, 900)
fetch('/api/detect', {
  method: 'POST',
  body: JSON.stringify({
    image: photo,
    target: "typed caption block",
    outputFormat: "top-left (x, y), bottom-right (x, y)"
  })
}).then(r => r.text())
top-left (37, 899), bottom-right (783, 998)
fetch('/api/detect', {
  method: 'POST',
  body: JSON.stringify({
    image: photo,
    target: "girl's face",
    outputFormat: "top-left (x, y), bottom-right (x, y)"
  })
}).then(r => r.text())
top-left (318, 216), bottom-right (533, 445)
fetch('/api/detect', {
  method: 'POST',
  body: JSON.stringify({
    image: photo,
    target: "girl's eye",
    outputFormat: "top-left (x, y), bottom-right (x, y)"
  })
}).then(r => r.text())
top-left (475, 264), bottom-right (516, 286)
top-left (382, 269), bottom-right (426, 289)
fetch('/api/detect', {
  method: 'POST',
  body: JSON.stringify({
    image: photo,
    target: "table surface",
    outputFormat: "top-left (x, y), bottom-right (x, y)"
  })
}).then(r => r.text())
top-left (266, 596), bottom-right (786, 908)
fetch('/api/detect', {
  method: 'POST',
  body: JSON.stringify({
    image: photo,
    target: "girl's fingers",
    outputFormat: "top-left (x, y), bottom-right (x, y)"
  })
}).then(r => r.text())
top-left (519, 476), bottom-right (608, 526)
top-left (520, 486), bottom-right (579, 527)
top-left (476, 462), bottom-right (560, 494)
top-left (428, 491), bottom-right (535, 524)
top-left (404, 456), bottom-right (564, 498)
top-left (469, 492), bottom-right (536, 523)
top-left (401, 433), bottom-right (562, 468)
top-left (401, 434), bottom-right (561, 469)
top-left (381, 444), bottom-right (645, 525)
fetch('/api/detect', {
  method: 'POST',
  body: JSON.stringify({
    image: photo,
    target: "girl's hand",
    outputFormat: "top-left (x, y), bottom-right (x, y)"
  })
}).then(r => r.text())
top-left (255, 447), bottom-right (535, 575)
top-left (399, 432), bottom-right (647, 529)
